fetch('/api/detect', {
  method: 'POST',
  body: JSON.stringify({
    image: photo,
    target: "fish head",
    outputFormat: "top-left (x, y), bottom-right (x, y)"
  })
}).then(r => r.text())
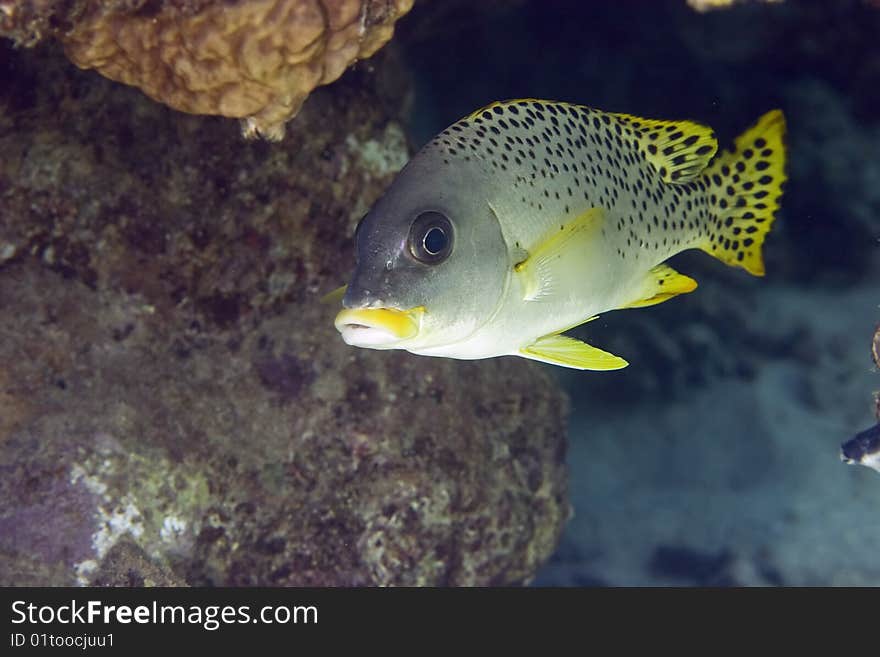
top-left (841, 423), bottom-right (880, 474)
top-left (336, 153), bottom-right (509, 352)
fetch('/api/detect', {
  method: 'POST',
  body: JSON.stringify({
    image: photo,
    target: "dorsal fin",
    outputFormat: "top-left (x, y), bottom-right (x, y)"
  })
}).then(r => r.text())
top-left (613, 112), bottom-right (718, 183)
top-left (464, 98), bottom-right (544, 122)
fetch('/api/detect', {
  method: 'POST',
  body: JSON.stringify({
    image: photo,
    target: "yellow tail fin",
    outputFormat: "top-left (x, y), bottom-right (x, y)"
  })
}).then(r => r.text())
top-left (698, 110), bottom-right (787, 276)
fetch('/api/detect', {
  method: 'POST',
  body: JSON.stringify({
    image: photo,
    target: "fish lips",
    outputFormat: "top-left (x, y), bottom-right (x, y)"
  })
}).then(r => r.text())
top-left (334, 306), bottom-right (424, 348)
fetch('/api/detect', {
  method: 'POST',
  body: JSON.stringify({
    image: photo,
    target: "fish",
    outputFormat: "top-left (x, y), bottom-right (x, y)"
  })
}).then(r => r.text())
top-left (841, 325), bottom-right (880, 474)
top-left (841, 424), bottom-right (880, 474)
top-left (873, 324), bottom-right (880, 370)
top-left (332, 99), bottom-right (787, 370)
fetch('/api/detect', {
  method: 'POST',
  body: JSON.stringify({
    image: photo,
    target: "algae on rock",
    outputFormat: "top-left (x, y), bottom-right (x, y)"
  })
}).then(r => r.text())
top-left (0, 41), bottom-right (569, 586)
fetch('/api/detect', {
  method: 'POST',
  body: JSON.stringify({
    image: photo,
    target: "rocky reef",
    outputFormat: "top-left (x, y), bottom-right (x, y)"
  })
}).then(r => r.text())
top-left (1, 0), bottom-right (414, 139)
top-left (0, 34), bottom-right (569, 584)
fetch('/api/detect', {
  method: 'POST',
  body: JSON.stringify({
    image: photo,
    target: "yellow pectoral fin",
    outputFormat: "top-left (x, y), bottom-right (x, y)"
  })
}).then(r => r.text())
top-left (515, 207), bottom-right (605, 302)
top-left (521, 334), bottom-right (628, 371)
top-left (622, 264), bottom-right (697, 309)
top-left (321, 285), bottom-right (347, 305)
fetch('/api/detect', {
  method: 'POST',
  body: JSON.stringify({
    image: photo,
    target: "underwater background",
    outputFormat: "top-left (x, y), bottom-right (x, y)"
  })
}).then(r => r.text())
top-left (0, 0), bottom-right (878, 586)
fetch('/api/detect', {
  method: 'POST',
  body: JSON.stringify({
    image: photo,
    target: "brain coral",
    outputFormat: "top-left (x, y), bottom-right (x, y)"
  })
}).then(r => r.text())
top-left (4, 0), bottom-right (413, 139)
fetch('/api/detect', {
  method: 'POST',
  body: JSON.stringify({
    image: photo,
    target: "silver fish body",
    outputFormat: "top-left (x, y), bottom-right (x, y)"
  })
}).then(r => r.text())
top-left (336, 100), bottom-right (786, 370)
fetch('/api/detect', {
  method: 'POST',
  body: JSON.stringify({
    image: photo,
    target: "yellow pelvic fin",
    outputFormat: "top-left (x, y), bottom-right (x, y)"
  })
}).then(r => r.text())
top-left (698, 109), bottom-right (787, 277)
top-left (514, 207), bottom-right (604, 301)
top-left (321, 285), bottom-right (347, 305)
top-left (521, 334), bottom-right (629, 371)
top-left (612, 111), bottom-right (718, 183)
top-left (622, 264), bottom-right (698, 309)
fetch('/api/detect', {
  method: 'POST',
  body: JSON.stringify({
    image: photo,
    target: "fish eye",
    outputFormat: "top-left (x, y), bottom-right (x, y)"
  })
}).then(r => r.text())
top-left (408, 211), bottom-right (454, 264)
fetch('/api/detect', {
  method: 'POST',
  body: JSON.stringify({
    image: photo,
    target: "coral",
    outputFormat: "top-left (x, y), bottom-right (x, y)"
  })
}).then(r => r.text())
top-left (0, 42), bottom-right (569, 586)
top-left (89, 538), bottom-right (187, 587)
top-left (0, 0), bottom-right (78, 46)
top-left (686, 0), bottom-right (782, 12)
top-left (0, 0), bottom-right (414, 139)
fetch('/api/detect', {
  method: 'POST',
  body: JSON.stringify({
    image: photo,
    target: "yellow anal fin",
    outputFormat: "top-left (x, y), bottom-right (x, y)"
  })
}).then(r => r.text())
top-left (514, 207), bottom-right (604, 301)
top-left (521, 334), bottom-right (628, 371)
top-left (622, 264), bottom-right (698, 309)
top-left (612, 111), bottom-right (718, 183)
top-left (699, 109), bottom-right (787, 277)
top-left (321, 285), bottom-right (347, 305)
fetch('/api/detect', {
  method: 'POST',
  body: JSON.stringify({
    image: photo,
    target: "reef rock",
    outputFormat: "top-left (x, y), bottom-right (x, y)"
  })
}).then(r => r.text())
top-left (0, 0), bottom-right (414, 139)
top-left (0, 43), bottom-right (569, 586)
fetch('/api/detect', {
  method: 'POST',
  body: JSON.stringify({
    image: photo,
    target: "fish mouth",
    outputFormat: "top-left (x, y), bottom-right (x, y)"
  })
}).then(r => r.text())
top-left (334, 306), bottom-right (424, 348)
